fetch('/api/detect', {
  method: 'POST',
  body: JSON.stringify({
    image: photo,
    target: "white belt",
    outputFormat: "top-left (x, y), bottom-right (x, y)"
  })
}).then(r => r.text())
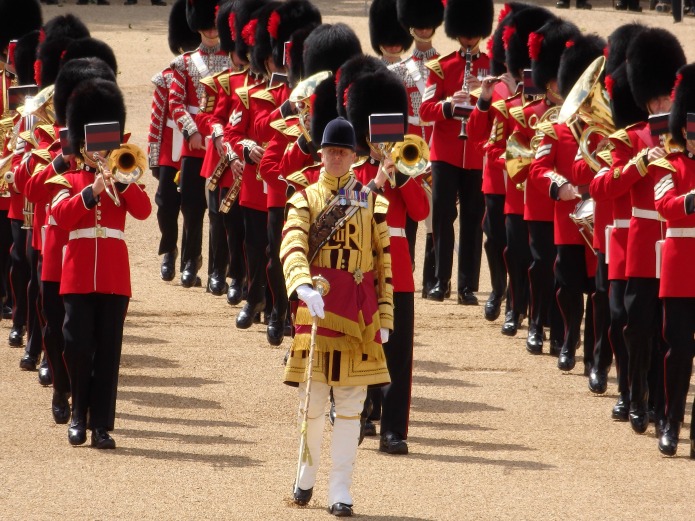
top-left (613, 219), bottom-right (630, 229)
top-left (632, 207), bottom-right (664, 221)
top-left (48, 215), bottom-right (56, 226)
top-left (408, 115), bottom-right (432, 127)
top-left (666, 228), bottom-right (695, 238)
top-left (69, 226), bottom-right (125, 241)
top-left (187, 105), bottom-right (199, 115)
top-left (388, 227), bottom-right (406, 238)
top-left (166, 118), bottom-right (175, 129)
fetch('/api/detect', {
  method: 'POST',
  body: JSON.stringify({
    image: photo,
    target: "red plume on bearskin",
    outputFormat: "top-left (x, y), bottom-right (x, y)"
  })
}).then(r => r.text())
top-left (33, 60), bottom-right (41, 86)
top-left (502, 25), bottom-right (515, 50)
top-left (486, 38), bottom-right (493, 59)
top-left (529, 19), bottom-right (579, 91)
top-left (229, 13), bottom-right (236, 40)
top-left (565, 40), bottom-right (574, 49)
top-left (528, 32), bottom-right (543, 61)
top-left (605, 74), bottom-right (614, 99)
top-left (672, 72), bottom-right (683, 101)
top-left (268, 11), bottom-right (281, 40)
top-left (242, 19), bottom-right (257, 46)
top-left (498, 3), bottom-right (512, 22)
top-left (503, 6), bottom-right (555, 81)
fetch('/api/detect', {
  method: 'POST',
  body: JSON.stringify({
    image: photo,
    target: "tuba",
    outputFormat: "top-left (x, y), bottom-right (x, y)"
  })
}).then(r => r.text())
top-left (289, 70), bottom-right (333, 150)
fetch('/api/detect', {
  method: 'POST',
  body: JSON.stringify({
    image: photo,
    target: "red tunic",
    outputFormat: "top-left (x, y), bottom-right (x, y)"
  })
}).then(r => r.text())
top-left (419, 49), bottom-right (490, 169)
top-left (148, 68), bottom-right (182, 170)
top-left (51, 168), bottom-right (152, 296)
top-left (651, 153), bottom-right (695, 297)
top-left (353, 157), bottom-right (429, 292)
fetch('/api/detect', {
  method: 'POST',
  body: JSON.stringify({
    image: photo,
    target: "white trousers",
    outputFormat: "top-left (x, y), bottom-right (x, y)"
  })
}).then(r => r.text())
top-left (297, 381), bottom-right (367, 506)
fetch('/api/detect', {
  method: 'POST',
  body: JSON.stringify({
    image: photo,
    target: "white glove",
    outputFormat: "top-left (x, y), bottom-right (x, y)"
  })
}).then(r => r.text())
top-left (296, 284), bottom-right (325, 319)
top-left (380, 327), bottom-right (389, 344)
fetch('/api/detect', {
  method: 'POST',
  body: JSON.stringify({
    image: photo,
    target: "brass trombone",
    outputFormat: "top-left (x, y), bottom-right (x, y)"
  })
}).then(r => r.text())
top-left (371, 134), bottom-right (430, 188)
top-left (94, 144), bottom-right (147, 207)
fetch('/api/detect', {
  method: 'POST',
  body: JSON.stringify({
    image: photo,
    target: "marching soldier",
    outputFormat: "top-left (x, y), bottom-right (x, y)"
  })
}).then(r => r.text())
top-left (369, 0), bottom-right (412, 66)
top-left (281, 117), bottom-right (392, 516)
top-left (419, 0), bottom-right (493, 306)
top-left (168, 0), bottom-right (230, 288)
top-left (148, 0), bottom-right (200, 282)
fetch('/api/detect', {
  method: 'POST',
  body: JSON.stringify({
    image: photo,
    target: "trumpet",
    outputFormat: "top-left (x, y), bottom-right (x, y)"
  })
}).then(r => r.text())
top-left (94, 144), bottom-right (147, 207)
top-left (373, 135), bottom-right (430, 188)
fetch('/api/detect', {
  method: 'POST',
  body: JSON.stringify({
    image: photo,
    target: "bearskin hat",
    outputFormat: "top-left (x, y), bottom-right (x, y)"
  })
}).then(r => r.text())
top-left (488, 2), bottom-right (530, 76)
top-left (287, 24), bottom-right (319, 87)
top-left (36, 37), bottom-right (70, 88)
top-left (346, 70), bottom-right (408, 155)
top-left (529, 19), bottom-right (580, 91)
top-left (54, 58), bottom-right (117, 126)
top-left (249, 1), bottom-right (282, 75)
top-left (268, 1), bottom-right (321, 70)
top-left (396, 0), bottom-right (444, 31)
top-left (13, 31), bottom-right (40, 86)
top-left (234, 0), bottom-right (270, 64)
top-left (558, 34), bottom-right (605, 99)
top-left (444, 0), bottom-right (494, 40)
top-left (626, 28), bottom-right (685, 110)
top-left (0, 0), bottom-right (42, 54)
top-left (216, 0), bottom-right (235, 53)
top-left (43, 14), bottom-right (90, 42)
top-left (504, 6), bottom-right (556, 81)
top-left (303, 23), bottom-right (362, 77)
top-left (336, 55), bottom-right (388, 118)
top-left (310, 77), bottom-right (338, 144)
top-left (605, 63), bottom-right (647, 130)
top-left (369, 0), bottom-right (413, 57)
top-left (605, 22), bottom-right (645, 76)
top-left (186, 0), bottom-right (220, 32)
top-left (170, 0), bottom-right (201, 55)
top-left (67, 78), bottom-right (126, 155)
top-left (669, 64), bottom-right (695, 148)
top-left (61, 38), bottom-right (117, 75)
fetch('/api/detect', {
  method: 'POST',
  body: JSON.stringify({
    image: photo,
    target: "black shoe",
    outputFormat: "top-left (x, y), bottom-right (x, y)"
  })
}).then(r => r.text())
top-left (501, 311), bottom-right (520, 336)
top-left (9, 326), bottom-right (25, 347)
top-left (379, 432), bottom-right (409, 455)
top-left (226, 279), bottom-right (243, 305)
top-left (152, 0), bottom-right (167, 4)
top-left (77, 0), bottom-right (88, 3)
top-left (3, 305), bottom-right (12, 319)
top-left (38, 357), bottom-right (52, 386)
top-left (97, 0), bottom-right (110, 4)
top-left (556, 0), bottom-right (570, 7)
top-left (180, 256), bottom-right (202, 288)
top-left (68, 419), bottom-right (87, 446)
top-left (557, 346), bottom-right (576, 371)
top-left (267, 316), bottom-right (285, 346)
top-left (91, 428), bottom-right (116, 449)
top-left (124, 0), bottom-right (136, 3)
top-left (576, 1), bottom-right (592, 8)
top-left (483, 295), bottom-right (501, 320)
top-left (526, 325), bottom-right (543, 355)
top-left (19, 352), bottom-right (38, 371)
top-left (329, 503), bottom-right (353, 517)
top-left (548, 338), bottom-right (563, 357)
top-left (236, 301), bottom-right (264, 329)
top-left (426, 281), bottom-right (448, 302)
top-left (206, 270), bottom-right (228, 296)
top-left (293, 486), bottom-right (313, 506)
top-left (615, 0), bottom-right (628, 8)
top-left (658, 421), bottom-right (680, 456)
top-left (612, 394), bottom-right (629, 421)
top-left (655, 417), bottom-right (667, 439)
top-left (284, 316), bottom-right (293, 337)
top-left (588, 367), bottom-right (607, 394)
top-left (52, 391), bottom-right (70, 424)
top-left (629, 404), bottom-right (650, 434)
top-left (458, 289), bottom-right (478, 306)
top-left (363, 419), bottom-right (377, 437)
top-left (160, 249), bottom-right (177, 281)
top-left (628, 4), bottom-right (642, 11)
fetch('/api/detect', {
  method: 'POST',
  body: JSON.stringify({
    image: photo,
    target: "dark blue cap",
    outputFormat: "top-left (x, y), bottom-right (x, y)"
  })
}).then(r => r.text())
top-left (321, 117), bottom-right (356, 151)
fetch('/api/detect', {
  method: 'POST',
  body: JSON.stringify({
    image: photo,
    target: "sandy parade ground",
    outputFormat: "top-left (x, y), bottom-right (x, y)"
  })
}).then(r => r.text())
top-left (2, 1), bottom-right (695, 519)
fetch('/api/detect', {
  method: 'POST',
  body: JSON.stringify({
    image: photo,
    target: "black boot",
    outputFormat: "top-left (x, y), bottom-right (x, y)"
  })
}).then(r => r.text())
top-left (658, 421), bottom-right (680, 456)
top-left (160, 248), bottom-right (177, 281)
top-left (38, 355), bottom-right (52, 386)
top-left (180, 256), bottom-right (202, 288)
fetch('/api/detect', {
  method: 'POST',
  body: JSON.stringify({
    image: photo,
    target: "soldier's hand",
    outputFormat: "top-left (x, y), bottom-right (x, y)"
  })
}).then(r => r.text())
top-left (189, 132), bottom-right (205, 150)
top-left (558, 183), bottom-right (579, 201)
top-left (466, 75), bottom-right (482, 92)
top-left (231, 158), bottom-right (244, 177)
top-left (92, 173), bottom-right (106, 196)
top-left (380, 327), bottom-right (390, 344)
top-left (214, 136), bottom-right (226, 156)
top-left (452, 90), bottom-right (470, 105)
top-left (375, 158), bottom-right (395, 188)
top-left (648, 146), bottom-right (666, 162)
top-left (500, 72), bottom-right (517, 97)
top-left (480, 76), bottom-right (501, 102)
top-left (296, 284), bottom-right (325, 319)
top-left (249, 145), bottom-right (265, 164)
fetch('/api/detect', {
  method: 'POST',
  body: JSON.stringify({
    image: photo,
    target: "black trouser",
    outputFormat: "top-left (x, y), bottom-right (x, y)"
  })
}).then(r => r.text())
top-left (24, 244), bottom-right (43, 358)
top-left (63, 293), bottom-right (129, 431)
top-left (405, 216), bottom-right (417, 271)
top-left (662, 297), bottom-right (695, 437)
top-left (222, 194), bottom-right (246, 283)
top-left (593, 254), bottom-right (612, 373)
top-left (9, 219), bottom-right (28, 330)
top-left (624, 277), bottom-right (663, 410)
top-left (608, 279), bottom-right (628, 393)
top-left (504, 214), bottom-right (530, 316)
top-left (555, 244), bottom-right (593, 356)
top-left (267, 207), bottom-right (288, 323)
top-left (527, 220), bottom-right (562, 337)
top-left (243, 206), bottom-right (268, 307)
top-left (0, 210), bottom-right (12, 305)
top-left (41, 280), bottom-right (68, 393)
top-left (179, 157), bottom-right (206, 265)
top-left (154, 165), bottom-right (181, 256)
top-left (483, 194), bottom-right (508, 303)
top-left (206, 186), bottom-right (230, 277)
top-left (431, 162), bottom-right (484, 292)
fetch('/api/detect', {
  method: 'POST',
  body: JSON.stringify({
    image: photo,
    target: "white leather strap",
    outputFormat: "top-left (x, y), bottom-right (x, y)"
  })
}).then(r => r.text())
top-left (69, 226), bottom-right (125, 241)
top-left (666, 228), bottom-right (695, 238)
top-left (388, 227), bottom-right (406, 238)
top-left (613, 219), bottom-right (630, 228)
top-left (632, 207), bottom-right (664, 221)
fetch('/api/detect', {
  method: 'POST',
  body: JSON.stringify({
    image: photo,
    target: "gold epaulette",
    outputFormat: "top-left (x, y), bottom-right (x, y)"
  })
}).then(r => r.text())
top-left (269, 118), bottom-right (287, 134)
top-left (596, 149), bottom-right (613, 166)
top-left (45, 174), bottom-right (71, 188)
top-left (492, 99), bottom-right (508, 118)
top-left (425, 53), bottom-right (449, 79)
top-left (284, 125), bottom-right (301, 139)
top-left (37, 124), bottom-right (56, 140)
top-left (470, 87), bottom-right (482, 100)
top-left (213, 70), bottom-right (231, 95)
top-left (650, 157), bottom-right (676, 172)
top-left (509, 106), bottom-right (526, 128)
top-left (352, 157), bottom-right (369, 168)
top-left (33, 163), bottom-right (47, 175)
top-left (19, 129), bottom-right (32, 142)
top-left (374, 193), bottom-right (389, 215)
top-left (489, 120), bottom-right (504, 144)
top-left (235, 86), bottom-right (251, 109)
top-left (200, 75), bottom-right (216, 92)
top-left (609, 128), bottom-right (631, 148)
top-left (250, 89), bottom-right (277, 106)
top-left (31, 149), bottom-right (52, 164)
top-left (536, 121), bottom-right (557, 140)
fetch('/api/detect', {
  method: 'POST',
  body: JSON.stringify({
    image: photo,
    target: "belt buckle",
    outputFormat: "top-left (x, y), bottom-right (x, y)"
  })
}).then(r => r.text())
top-left (95, 226), bottom-right (105, 238)
top-left (353, 268), bottom-right (363, 285)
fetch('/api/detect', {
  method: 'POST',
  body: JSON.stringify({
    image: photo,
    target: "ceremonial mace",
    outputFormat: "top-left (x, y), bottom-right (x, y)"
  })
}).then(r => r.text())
top-left (294, 274), bottom-right (331, 499)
